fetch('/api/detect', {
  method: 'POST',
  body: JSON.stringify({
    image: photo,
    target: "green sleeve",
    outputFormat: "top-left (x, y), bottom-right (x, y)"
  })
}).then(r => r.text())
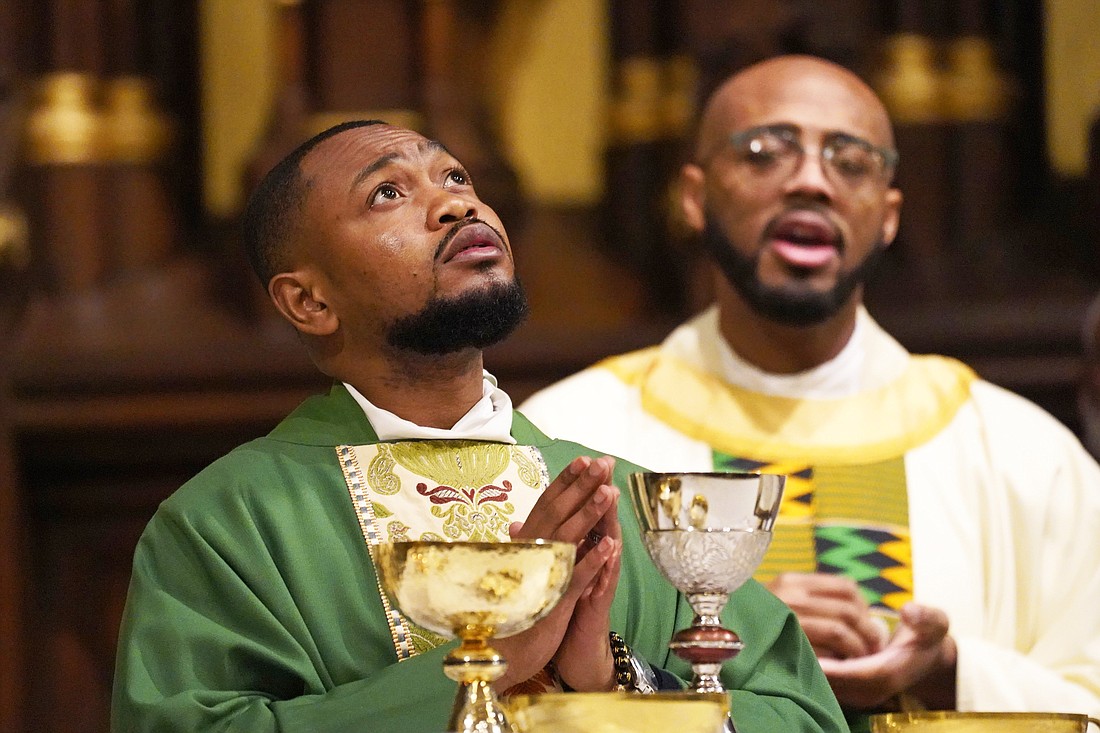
top-left (111, 444), bottom-right (459, 733)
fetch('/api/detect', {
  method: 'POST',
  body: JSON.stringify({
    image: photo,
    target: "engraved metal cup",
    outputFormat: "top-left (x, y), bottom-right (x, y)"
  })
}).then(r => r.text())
top-left (870, 711), bottom-right (1100, 732)
top-left (509, 691), bottom-right (729, 733)
top-left (628, 472), bottom-right (785, 694)
top-left (375, 540), bottom-right (575, 733)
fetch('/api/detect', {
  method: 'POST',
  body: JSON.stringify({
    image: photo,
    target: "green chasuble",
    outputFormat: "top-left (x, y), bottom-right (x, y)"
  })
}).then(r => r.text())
top-left (111, 384), bottom-right (848, 733)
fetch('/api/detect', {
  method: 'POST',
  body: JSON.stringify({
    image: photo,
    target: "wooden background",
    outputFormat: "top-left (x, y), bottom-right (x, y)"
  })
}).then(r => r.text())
top-left (1, 1), bottom-right (1098, 731)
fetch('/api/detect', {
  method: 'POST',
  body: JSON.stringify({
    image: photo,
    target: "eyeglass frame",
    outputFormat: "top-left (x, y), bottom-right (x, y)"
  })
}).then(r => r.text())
top-left (715, 123), bottom-right (899, 187)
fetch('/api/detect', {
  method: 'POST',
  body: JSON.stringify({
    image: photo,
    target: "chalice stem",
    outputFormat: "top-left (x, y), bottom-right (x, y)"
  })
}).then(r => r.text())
top-left (447, 679), bottom-right (516, 733)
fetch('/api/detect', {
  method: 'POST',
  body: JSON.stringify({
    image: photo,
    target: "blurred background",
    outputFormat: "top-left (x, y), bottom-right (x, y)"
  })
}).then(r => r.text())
top-left (1, 1), bottom-right (1099, 731)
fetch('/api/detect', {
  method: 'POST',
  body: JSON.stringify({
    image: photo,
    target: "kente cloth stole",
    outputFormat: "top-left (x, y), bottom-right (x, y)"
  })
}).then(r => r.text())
top-left (338, 440), bottom-right (551, 663)
top-left (715, 451), bottom-right (914, 623)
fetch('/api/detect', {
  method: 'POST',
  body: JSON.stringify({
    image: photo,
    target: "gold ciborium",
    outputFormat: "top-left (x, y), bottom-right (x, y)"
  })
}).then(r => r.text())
top-left (870, 711), bottom-right (1100, 732)
top-left (629, 472), bottom-right (784, 694)
top-left (375, 540), bottom-right (574, 733)
top-left (509, 691), bottom-right (729, 733)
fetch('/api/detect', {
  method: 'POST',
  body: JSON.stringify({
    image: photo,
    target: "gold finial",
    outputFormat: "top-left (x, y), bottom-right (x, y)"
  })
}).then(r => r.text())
top-left (661, 55), bottom-right (698, 138)
top-left (24, 72), bottom-right (106, 165)
top-left (0, 202), bottom-right (30, 271)
top-left (101, 76), bottom-right (174, 164)
top-left (941, 36), bottom-right (1012, 121)
top-left (608, 56), bottom-right (664, 144)
top-left (873, 34), bottom-right (944, 124)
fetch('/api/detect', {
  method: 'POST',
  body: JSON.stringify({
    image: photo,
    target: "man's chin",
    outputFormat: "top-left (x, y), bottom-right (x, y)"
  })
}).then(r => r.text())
top-left (386, 278), bottom-right (529, 355)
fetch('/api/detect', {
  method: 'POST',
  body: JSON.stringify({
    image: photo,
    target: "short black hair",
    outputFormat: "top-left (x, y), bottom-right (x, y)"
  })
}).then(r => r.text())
top-left (241, 119), bottom-right (386, 286)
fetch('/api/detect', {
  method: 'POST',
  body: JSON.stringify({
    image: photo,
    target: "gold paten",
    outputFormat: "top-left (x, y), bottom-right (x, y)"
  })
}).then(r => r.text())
top-left (510, 691), bottom-right (729, 733)
top-left (871, 711), bottom-right (1100, 732)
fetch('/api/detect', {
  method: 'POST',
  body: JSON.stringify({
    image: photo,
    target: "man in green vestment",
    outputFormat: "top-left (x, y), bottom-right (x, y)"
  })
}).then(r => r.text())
top-left (110, 120), bottom-right (849, 732)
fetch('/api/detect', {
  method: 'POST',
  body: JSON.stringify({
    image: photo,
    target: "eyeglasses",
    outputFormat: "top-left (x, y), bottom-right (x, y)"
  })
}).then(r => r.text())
top-left (723, 124), bottom-right (898, 189)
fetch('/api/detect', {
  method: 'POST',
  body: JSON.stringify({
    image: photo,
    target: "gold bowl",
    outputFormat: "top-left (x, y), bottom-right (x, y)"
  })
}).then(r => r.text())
top-left (375, 540), bottom-right (575, 733)
top-left (871, 711), bottom-right (1100, 732)
top-left (509, 691), bottom-right (729, 733)
top-left (375, 540), bottom-right (574, 638)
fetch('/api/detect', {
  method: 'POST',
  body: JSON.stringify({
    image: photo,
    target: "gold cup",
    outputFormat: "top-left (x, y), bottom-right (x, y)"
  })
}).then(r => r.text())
top-left (375, 540), bottom-right (575, 733)
top-left (870, 711), bottom-right (1100, 732)
top-left (509, 691), bottom-right (729, 733)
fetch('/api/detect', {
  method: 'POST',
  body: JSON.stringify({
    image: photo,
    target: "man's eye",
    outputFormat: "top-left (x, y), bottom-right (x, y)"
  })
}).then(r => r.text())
top-left (829, 147), bottom-right (875, 177)
top-left (370, 184), bottom-right (400, 206)
top-left (739, 136), bottom-right (788, 166)
top-left (446, 168), bottom-right (470, 186)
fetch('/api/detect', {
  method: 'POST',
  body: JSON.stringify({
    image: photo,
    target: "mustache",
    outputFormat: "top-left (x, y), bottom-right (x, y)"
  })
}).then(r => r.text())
top-left (432, 217), bottom-right (505, 261)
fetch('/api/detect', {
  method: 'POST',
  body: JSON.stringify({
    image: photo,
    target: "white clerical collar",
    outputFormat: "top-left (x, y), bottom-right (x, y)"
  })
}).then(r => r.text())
top-left (344, 371), bottom-right (516, 444)
top-left (716, 312), bottom-right (868, 399)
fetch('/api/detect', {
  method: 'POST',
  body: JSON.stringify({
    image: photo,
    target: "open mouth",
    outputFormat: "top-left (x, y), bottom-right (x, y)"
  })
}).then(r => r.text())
top-left (438, 220), bottom-right (505, 264)
top-left (766, 211), bottom-right (841, 269)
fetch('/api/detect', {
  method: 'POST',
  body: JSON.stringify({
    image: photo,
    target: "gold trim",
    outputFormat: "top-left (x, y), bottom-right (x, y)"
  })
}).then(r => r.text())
top-left (337, 444), bottom-right (415, 662)
top-left (24, 72), bottom-right (106, 165)
top-left (601, 348), bottom-right (976, 465)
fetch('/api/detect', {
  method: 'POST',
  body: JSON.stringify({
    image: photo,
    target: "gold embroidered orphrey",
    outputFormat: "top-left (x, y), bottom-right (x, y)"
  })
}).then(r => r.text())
top-left (339, 441), bottom-right (551, 661)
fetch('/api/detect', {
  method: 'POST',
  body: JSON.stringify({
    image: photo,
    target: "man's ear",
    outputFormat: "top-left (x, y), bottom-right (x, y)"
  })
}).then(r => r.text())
top-left (881, 187), bottom-right (903, 246)
top-left (679, 163), bottom-right (707, 235)
top-left (268, 271), bottom-right (338, 336)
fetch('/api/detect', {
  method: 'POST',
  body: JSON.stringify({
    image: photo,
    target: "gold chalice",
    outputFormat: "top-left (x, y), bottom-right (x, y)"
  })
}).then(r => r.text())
top-left (509, 691), bottom-right (729, 733)
top-left (870, 711), bottom-right (1100, 732)
top-left (374, 540), bottom-right (574, 733)
top-left (629, 472), bottom-right (784, 694)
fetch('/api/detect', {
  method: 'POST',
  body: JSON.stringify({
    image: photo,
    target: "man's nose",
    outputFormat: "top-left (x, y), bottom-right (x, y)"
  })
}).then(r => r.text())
top-left (430, 191), bottom-right (477, 227)
top-left (783, 146), bottom-right (834, 201)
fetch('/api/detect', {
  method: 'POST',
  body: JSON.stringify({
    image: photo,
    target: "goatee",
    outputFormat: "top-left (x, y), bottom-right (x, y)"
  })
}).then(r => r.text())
top-left (700, 213), bottom-right (886, 327)
top-left (386, 277), bottom-right (529, 354)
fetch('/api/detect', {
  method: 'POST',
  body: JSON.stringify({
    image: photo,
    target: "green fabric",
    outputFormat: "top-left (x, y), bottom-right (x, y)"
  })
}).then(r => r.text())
top-left (112, 383), bottom-right (848, 733)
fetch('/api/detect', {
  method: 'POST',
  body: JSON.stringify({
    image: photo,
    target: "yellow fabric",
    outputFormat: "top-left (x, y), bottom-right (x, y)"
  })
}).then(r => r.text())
top-left (601, 347), bottom-right (977, 466)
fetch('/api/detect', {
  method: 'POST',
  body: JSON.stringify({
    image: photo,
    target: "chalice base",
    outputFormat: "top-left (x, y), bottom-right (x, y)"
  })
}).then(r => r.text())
top-left (669, 625), bottom-right (743, 693)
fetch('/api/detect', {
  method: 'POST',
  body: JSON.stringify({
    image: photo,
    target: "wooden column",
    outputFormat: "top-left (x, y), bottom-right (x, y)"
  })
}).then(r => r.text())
top-left (941, 0), bottom-right (1014, 294)
top-left (0, 0), bottom-right (27, 727)
top-left (872, 0), bottom-right (952, 300)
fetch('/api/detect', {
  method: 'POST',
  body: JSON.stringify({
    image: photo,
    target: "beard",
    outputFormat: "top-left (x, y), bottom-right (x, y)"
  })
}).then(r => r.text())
top-left (700, 213), bottom-right (886, 327)
top-left (386, 276), bottom-right (529, 355)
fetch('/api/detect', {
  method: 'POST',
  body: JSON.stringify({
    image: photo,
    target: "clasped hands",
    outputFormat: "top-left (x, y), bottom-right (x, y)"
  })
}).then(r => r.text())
top-left (768, 572), bottom-right (957, 710)
top-left (491, 455), bottom-right (623, 693)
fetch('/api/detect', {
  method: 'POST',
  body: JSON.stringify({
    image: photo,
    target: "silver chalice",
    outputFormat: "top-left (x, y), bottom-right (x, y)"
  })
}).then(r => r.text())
top-left (628, 472), bottom-right (784, 694)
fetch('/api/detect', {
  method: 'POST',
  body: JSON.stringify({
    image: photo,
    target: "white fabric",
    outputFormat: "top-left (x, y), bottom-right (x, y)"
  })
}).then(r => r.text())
top-left (519, 307), bottom-right (1100, 719)
top-left (345, 370), bottom-right (516, 444)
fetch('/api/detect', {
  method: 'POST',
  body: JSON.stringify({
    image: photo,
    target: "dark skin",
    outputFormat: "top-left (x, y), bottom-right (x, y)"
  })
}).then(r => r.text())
top-left (267, 124), bottom-right (621, 692)
top-left (679, 56), bottom-right (956, 711)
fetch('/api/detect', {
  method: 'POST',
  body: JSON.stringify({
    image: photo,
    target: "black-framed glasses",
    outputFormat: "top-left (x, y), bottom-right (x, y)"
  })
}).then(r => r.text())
top-left (724, 124), bottom-right (898, 189)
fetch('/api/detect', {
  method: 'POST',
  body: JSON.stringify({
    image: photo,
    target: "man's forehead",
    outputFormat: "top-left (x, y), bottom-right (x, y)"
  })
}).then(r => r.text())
top-left (705, 59), bottom-right (892, 148)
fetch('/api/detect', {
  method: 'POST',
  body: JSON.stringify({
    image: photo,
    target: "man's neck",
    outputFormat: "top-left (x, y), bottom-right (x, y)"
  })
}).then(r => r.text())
top-left (343, 348), bottom-right (488, 429)
top-left (715, 283), bottom-right (860, 375)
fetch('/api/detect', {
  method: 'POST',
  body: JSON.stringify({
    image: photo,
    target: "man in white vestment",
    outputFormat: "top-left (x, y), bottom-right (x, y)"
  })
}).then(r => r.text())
top-left (520, 55), bottom-right (1100, 732)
